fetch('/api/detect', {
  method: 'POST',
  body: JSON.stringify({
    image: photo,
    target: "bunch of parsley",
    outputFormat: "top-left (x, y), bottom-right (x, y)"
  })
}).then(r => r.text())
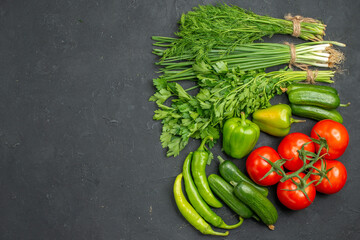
top-left (150, 61), bottom-right (334, 157)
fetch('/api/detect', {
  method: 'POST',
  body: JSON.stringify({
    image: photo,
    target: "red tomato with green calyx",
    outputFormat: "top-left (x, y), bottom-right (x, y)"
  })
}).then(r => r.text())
top-left (310, 120), bottom-right (349, 160)
top-left (310, 159), bottom-right (347, 194)
top-left (277, 172), bottom-right (316, 210)
top-left (246, 146), bottom-right (283, 186)
top-left (278, 132), bottom-right (315, 171)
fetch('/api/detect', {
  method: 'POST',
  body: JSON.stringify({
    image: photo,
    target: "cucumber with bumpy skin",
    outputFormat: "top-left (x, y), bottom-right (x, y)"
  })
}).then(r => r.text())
top-left (290, 104), bottom-right (343, 123)
top-left (288, 88), bottom-right (340, 109)
top-left (286, 83), bottom-right (338, 95)
top-left (218, 156), bottom-right (269, 197)
top-left (208, 174), bottom-right (255, 219)
top-left (233, 182), bottom-right (278, 230)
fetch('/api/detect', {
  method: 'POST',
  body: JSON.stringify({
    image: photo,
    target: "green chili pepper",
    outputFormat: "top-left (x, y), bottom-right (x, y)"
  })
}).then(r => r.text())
top-left (222, 112), bottom-right (260, 159)
top-left (192, 136), bottom-right (223, 208)
top-left (173, 173), bottom-right (229, 236)
top-left (252, 104), bottom-right (305, 137)
top-left (183, 152), bottom-right (243, 229)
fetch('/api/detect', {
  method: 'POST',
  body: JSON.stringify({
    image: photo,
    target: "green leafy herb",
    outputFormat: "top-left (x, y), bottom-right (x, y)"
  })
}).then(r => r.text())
top-left (153, 4), bottom-right (326, 60)
top-left (150, 63), bottom-right (335, 157)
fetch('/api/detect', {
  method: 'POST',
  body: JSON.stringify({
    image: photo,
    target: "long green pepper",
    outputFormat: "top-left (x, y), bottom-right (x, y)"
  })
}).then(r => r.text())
top-left (183, 152), bottom-right (243, 229)
top-left (173, 173), bottom-right (229, 236)
top-left (191, 136), bottom-right (222, 208)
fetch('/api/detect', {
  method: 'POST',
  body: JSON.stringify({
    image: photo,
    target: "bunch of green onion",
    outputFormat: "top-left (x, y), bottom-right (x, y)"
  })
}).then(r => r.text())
top-left (153, 39), bottom-right (345, 82)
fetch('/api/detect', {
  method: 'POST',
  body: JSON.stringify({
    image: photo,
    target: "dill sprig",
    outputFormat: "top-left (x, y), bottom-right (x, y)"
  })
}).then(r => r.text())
top-left (155, 4), bottom-right (326, 60)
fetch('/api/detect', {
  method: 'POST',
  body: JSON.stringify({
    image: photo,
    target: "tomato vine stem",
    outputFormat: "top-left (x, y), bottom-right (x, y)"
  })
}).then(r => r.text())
top-left (261, 136), bottom-right (332, 201)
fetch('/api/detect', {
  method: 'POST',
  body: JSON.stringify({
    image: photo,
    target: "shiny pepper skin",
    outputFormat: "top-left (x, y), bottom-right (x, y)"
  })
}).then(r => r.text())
top-left (222, 112), bottom-right (260, 159)
top-left (252, 104), bottom-right (304, 137)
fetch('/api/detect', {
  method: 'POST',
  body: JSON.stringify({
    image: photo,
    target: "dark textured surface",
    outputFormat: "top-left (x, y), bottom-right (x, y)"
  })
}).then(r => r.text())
top-left (0, 0), bottom-right (359, 239)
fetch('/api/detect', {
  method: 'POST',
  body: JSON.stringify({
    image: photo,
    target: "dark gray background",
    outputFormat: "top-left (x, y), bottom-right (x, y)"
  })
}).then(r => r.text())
top-left (1, 0), bottom-right (359, 239)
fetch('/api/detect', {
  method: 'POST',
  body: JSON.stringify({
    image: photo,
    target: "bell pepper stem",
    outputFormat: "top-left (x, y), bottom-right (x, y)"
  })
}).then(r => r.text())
top-left (240, 112), bottom-right (246, 126)
top-left (290, 118), bottom-right (306, 124)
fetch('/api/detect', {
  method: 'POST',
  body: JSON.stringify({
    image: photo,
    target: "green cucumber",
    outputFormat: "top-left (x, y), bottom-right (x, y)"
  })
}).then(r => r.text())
top-left (288, 88), bottom-right (340, 109)
top-left (290, 104), bottom-right (343, 123)
top-left (208, 174), bottom-right (255, 219)
top-left (218, 156), bottom-right (268, 197)
top-left (233, 182), bottom-right (278, 230)
top-left (286, 83), bottom-right (338, 95)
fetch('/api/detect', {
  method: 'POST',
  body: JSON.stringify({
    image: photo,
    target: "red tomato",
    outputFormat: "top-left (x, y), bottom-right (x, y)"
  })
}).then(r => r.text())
top-left (310, 120), bottom-right (349, 160)
top-left (278, 132), bottom-right (315, 171)
top-left (277, 172), bottom-right (316, 210)
top-left (246, 146), bottom-right (283, 186)
top-left (310, 159), bottom-right (347, 194)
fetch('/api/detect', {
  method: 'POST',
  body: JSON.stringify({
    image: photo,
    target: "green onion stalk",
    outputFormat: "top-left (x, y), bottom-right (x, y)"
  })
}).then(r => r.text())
top-left (150, 69), bottom-right (336, 157)
top-left (153, 41), bottom-right (345, 82)
top-left (154, 4), bottom-right (327, 59)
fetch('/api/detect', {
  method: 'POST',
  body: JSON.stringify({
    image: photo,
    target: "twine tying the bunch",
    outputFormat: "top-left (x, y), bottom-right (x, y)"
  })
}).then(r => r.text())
top-left (306, 69), bottom-right (318, 84)
top-left (283, 41), bottom-right (317, 84)
top-left (285, 14), bottom-right (320, 37)
top-left (284, 42), bottom-right (296, 66)
top-left (284, 42), bottom-right (309, 70)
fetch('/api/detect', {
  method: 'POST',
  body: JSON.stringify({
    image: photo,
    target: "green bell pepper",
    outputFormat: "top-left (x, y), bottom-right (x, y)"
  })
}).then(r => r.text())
top-left (222, 112), bottom-right (260, 159)
top-left (252, 104), bottom-right (305, 137)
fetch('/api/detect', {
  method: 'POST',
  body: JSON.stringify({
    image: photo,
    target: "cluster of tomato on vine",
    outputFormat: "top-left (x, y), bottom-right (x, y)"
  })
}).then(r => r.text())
top-left (244, 119), bottom-right (349, 210)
